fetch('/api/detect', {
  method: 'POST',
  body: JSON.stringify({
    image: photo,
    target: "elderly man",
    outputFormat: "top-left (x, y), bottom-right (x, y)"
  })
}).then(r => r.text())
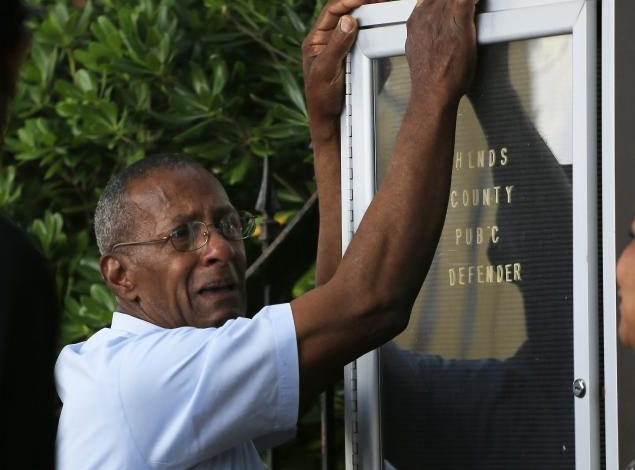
top-left (55, 0), bottom-right (479, 468)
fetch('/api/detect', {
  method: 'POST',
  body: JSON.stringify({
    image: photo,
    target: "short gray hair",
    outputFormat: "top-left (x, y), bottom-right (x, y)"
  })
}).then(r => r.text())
top-left (94, 154), bottom-right (205, 254)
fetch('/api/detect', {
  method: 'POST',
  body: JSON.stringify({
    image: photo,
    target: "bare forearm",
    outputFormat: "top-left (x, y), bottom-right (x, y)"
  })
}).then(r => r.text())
top-left (313, 131), bottom-right (343, 287)
top-left (293, 96), bottom-right (459, 403)
top-left (337, 96), bottom-right (456, 325)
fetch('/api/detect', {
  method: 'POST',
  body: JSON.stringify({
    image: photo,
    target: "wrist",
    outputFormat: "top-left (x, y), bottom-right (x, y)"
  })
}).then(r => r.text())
top-left (309, 116), bottom-right (340, 147)
top-left (406, 87), bottom-right (461, 126)
top-left (409, 85), bottom-right (462, 114)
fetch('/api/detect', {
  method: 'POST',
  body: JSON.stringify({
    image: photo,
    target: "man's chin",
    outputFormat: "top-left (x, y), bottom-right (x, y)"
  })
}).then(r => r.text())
top-left (190, 287), bottom-right (247, 327)
top-left (192, 305), bottom-right (245, 329)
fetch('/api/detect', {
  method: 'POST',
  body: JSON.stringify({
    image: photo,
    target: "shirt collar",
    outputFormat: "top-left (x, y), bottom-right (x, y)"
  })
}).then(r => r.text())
top-left (110, 312), bottom-right (164, 336)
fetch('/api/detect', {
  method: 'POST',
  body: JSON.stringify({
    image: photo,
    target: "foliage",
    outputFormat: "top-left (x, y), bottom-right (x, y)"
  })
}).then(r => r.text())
top-left (2, 0), bottom-right (324, 345)
top-left (1, 0), bottom-right (344, 468)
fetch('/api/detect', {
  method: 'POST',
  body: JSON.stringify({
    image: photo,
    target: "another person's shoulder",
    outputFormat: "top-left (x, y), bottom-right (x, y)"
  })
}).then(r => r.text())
top-left (0, 212), bottom-right (45, 265)
top-left (0, 212), bottom-right (57, 348)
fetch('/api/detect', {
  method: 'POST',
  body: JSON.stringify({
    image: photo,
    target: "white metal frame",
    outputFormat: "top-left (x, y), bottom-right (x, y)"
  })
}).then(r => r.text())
top-left (341, 1), bottom-right (599, 469)
top-left (602, 2), bottom-right (619, 467)
top-left (600, 1), bottom-right (635, 469)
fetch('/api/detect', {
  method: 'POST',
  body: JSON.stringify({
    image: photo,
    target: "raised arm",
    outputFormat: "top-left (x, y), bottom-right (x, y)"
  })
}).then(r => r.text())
top-left (302, 0), bottom-right (387, 286)
top-left (293, 0), bottom-right (479, 410)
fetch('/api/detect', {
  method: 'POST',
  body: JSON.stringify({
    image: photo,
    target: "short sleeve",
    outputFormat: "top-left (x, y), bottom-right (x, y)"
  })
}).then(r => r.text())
top-left (118, 304), bottom-right (299, 469)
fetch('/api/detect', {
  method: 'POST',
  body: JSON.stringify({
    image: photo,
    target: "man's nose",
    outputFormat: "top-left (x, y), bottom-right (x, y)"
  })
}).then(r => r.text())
top-left (200, 230), bottom-right (235, 265)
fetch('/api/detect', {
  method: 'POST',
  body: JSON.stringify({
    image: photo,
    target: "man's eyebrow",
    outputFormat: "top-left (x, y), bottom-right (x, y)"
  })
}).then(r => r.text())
top-left (167, 213), bottom-right (196, 227)
top-left (167, 206), bottom-right (236, 227)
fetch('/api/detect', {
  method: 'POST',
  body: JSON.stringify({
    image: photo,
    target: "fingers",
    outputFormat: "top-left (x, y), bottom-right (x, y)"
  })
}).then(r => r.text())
top-left (304, 0), bottom-right (376, 74)
top-left (304, 0), bottom-right (384, 58)
top-left (312, 15), bottom-right (359, 79)
top-left (312, 0), bottom-right (385, 34)
top-left (416, 0), bottom-right (478, 11)
top-left (411, 0), bottom-right (477, 30)
top-left (452, 0), bottom-right (478, 21)
top-left (405, 0), bottom-right (479, 100)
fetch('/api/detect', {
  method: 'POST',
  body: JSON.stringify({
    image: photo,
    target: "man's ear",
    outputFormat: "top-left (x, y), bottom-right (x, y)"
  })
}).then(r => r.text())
top-left (100, 254), bottom-right (137, 302)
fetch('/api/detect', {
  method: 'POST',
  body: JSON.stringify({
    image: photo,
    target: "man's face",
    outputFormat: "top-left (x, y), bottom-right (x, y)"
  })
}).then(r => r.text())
top-left (617, 215), bottom-right (635, 349)
top-left (120, 166), bottom-right (248, 328)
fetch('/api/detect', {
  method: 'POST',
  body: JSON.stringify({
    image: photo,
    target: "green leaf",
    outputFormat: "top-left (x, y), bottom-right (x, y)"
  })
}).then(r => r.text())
top-left (0, 166), bottom-right (23, 207)
top-left (210, 55), bottom-right (229, 96)
top-left (157, 35), bottom-right (172, 66)
top-left (282, 4), bottom-right (306, 33)
top-left (79, 295), bottom-right (112, 328)
top-left (28, 211), bottom-right (67, 257)
top-left (90, 284), bottom-right (116, 312)
top-left (228, 154), bottom-right (252, 185)
top-left (74, 69), bottom-right (96, 94)
top-left (277, 66), bottom-right (307, 116)
top-left (173, 120), bottom-right (213, 143)
top-left (184, 141), bottom-right (235, 161)
top-left (77, 258), bottom-right (103, 284)
top-left (131, 81), bottom-right (151, 110)
top-left (59, 317), bottom-right (91, 345)
top-left (249, 139), bottom-right (272, 158)
top-left (292, 264), bottom-right (315, 297)
top-left (74, 1), bottom-right (95, 36)
top-left (29, 44), bottom-right (59, 87)
top-left (91, 16), bottom-right (122, 53)
top-left (191, 63), bottom-right (210, 97)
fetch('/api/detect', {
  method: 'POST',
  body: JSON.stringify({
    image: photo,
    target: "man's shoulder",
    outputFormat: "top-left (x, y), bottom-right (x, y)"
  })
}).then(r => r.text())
top-left (56, 327), bottom-right (131, 376)
top-left (56, 303), bottom-right (296, 392)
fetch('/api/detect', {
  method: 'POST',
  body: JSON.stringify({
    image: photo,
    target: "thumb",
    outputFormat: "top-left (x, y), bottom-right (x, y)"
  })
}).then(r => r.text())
top-left (316, 15), bottom-right (359, 78)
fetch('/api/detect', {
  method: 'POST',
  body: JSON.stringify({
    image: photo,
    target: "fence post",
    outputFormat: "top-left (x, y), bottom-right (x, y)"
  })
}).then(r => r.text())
top-left (321, 387), bottom-right (335, 470)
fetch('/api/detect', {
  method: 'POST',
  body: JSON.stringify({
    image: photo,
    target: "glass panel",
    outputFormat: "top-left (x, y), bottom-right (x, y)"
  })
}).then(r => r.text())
top-left (375, 36), bottom-right (575, 470)
top-left (615, 4), bottom-right (635, 465)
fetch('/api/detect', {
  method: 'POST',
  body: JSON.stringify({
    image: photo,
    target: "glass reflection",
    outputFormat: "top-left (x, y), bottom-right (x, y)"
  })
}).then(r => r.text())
top-left (375, 36), bottom-right (575, 469)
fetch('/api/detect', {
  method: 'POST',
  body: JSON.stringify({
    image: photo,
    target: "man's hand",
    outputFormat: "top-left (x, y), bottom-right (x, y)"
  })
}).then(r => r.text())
top-left (303, 0), bottom-right (385, 142)
top-left (406, 0), bottom-right (478, 107)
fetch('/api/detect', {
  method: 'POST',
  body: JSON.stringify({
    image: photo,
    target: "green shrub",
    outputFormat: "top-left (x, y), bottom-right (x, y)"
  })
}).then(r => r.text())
top-left (2, 0), bottom-right (323, 345)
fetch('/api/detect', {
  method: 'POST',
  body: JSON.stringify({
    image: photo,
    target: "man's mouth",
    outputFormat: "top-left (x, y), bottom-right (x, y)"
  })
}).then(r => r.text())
top-left (197, 280), bottom-right (238, 296)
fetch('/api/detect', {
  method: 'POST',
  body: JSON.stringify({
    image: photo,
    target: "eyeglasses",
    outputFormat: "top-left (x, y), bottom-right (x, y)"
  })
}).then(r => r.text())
top-left (110, 211), bottom-right (256, 253)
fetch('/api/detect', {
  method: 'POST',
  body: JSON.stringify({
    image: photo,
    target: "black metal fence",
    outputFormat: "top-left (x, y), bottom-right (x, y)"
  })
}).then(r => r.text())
top-left (248, 156), bottom-right (336, 469)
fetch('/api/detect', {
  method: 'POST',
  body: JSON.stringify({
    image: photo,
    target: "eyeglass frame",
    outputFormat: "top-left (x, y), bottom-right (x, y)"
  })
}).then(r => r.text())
top-left (109, 211), bottom-right (256, 253)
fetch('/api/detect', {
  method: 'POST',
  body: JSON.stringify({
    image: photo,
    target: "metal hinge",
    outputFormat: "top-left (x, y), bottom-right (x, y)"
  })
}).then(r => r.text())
top-left (343, 53), bottom-right (359, 470)
top-left (344, 55), bottom-right (355, 241)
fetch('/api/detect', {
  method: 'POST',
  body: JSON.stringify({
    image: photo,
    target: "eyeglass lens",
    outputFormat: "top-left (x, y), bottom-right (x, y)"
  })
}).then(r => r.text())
top-left (170, 213), bottom-right (254, 252)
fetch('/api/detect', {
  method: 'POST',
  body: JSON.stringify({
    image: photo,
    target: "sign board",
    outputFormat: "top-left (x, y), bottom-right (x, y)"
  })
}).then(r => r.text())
top-left (341, 1), bottom-right (635, 468)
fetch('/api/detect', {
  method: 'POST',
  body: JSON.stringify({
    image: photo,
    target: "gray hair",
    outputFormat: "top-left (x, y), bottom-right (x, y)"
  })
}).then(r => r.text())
top-left (94, 153), bottom-right (205, 254)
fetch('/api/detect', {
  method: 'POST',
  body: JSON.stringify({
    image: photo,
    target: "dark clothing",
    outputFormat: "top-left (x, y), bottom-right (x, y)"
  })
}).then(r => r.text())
top-left (382, 341), bottom-right (574, 470)
top-left (0, 213), bottom-right (58, 469)
top-left (381, 41), bottom-right (575, 470)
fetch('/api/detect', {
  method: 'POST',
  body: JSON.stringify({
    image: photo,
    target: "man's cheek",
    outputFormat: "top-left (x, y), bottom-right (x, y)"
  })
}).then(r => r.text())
top-left (619, 317), bottom-right (635, 350)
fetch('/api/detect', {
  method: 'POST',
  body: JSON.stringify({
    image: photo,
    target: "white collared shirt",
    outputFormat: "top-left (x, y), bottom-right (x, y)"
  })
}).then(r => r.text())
top-left (56, 304), bottom-right (299, 470)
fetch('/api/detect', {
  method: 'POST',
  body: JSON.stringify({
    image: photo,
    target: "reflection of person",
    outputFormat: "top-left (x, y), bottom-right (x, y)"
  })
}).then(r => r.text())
top-left (55, 0), bottom-right (479, 468)
top-left (0, 1), bottom-right (59, 467)
top-left (320, 33), bottom-right (576, 470)
top-left (617, 219), bottom-right (635, 349)
top-left (382, 43), bottom-right (575, 469)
